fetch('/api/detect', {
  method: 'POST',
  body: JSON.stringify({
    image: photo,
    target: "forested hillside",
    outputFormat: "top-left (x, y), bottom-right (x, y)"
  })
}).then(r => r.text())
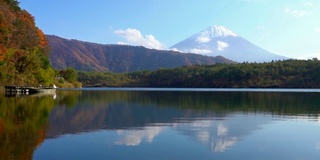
top-left (47, 35), bottom-right (234, 72)
top-left (0, 0), bottom-right (54, 85)
top-left (79, 59), bottom-right (320, 88)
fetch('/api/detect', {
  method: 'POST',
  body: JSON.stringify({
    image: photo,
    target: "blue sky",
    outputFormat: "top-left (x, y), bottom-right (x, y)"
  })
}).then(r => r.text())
top-left (19, 0), bottom-right (320, 59)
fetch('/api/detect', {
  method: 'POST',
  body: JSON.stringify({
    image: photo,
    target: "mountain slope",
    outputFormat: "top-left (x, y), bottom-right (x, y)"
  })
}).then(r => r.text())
top-left (47, 35), bottom-right (234, 72)
top-left (170, 25), bottom-right (288, 62)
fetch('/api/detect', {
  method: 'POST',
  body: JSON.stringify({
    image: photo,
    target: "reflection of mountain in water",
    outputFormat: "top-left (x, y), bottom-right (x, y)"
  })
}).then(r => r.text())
top-left (48, 90), bottom-right (320, 137)
top-left (46, 90), bottom-right (320, 152)
top-left (47, 101), bottom-right (224, 138)
top-left (172, 115), bottom-right (272, 152)
top-left (115, 126), bottom-right (163, 146)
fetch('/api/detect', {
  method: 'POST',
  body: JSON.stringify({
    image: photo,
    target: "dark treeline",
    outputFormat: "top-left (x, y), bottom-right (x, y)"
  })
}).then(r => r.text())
top-left (79, 59), bottom-right (320, 88)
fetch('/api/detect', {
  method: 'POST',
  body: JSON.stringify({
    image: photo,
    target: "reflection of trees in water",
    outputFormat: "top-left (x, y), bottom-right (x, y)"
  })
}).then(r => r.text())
top-left (74, 91), bottom-right (320, 116)
top-left (47, 90), bottom-right (320, 139)
top-left (1, 90), bottom-right (317, 158)
top-left (0, 90), bottom-right (90, 159)
top-left (56, 90), bottom-right (82, 108)
top-left (0, 94), bottom-right (55, 160)
top-left (136, 91), bottom-right (320, 116)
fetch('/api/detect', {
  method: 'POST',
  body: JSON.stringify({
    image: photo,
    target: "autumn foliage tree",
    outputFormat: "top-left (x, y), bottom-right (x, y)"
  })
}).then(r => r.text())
top-left (0, 0), bottom-right (54, 85)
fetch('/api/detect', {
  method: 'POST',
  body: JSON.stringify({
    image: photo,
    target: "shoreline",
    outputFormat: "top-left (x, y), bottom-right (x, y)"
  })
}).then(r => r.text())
top-left (58, 87), bottom-right (320, 93)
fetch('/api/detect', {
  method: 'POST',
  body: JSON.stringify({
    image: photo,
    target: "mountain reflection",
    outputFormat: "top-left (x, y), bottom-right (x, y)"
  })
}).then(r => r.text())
top-left (190, 121), bottom-right (239, 152)
top-left (115, 126), bottom-right (163, 146)
top-left (48, 90), bottom-right (320, 136)
top-left (2, 89), bottom-right (320, 159)
top-left (46, 90), bottom-right (320, 152)
top-left (113, 121), bottom-right (240, 152)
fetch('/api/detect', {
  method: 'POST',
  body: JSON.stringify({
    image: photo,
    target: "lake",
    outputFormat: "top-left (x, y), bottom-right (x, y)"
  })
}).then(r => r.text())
top-left (1, 88), bottom-right (320, 160)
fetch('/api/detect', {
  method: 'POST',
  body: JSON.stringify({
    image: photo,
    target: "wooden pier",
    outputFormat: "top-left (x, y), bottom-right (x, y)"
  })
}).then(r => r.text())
top-left (5, 85), bottom-right (56, 95)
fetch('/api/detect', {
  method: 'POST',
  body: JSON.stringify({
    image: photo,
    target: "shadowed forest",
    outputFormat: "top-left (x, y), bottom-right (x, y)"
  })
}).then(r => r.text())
top-left (79, 59), bottom-right (320, 88)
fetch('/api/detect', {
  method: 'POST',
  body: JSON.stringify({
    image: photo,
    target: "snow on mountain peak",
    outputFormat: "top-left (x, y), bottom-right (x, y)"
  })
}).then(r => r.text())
top-left (192, 25), bottom-right (237, 44)
top-left (170, 25), bottom-right (288, 62)
top-left (209, 25), bottom-right (238, 37)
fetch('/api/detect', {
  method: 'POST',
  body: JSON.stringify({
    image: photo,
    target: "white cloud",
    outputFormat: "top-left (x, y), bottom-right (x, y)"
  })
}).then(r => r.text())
top-left (197, 131), bottom-right (210, 144)
top-left (285, 8), bottom-right (311, 18)
top-left (217, 123), bottom-right (228, 136)
top-left (196, 36), bottom-right (211, 43)
top-left (169, 48), bottom-right (212, 55)
top-left (188, 48), bottom-right (212, 54)
top-left (116, 41), bottom-right (128, 45)
top-left (115, 126), bottom-right (163, 146)
top-left (170, 48), bottom-right (182, 52)
top-left (115, 28), bottom-right (165, 50)
top-left (217, 41), bottom-right (229, 51)
top-left (214, 137), bottom-right (238, 152)
top-left (315, 27), bottom-right (320, 33)
top-left (303, 2), bottom-right (314, 7)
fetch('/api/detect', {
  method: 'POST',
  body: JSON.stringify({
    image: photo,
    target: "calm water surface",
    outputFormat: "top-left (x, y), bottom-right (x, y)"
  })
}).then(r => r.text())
top-left (1, 88), bottom-right (320, 160)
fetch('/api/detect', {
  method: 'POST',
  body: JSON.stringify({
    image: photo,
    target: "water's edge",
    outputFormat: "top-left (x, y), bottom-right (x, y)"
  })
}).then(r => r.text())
top-left (58, 87), bottom-right (320, 92)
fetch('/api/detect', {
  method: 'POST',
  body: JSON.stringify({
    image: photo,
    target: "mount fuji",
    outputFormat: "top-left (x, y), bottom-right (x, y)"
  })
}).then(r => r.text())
top-left (170, 25), bottom-right (288, 62)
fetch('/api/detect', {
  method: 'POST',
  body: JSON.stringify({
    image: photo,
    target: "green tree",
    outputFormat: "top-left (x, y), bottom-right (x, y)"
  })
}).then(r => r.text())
top-left (0, 0), bottom-right (54, 86)
top-left (62, 67), bottom-right (78, 83)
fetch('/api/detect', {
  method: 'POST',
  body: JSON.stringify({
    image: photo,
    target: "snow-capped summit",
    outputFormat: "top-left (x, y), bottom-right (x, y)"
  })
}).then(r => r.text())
top-left (190, 25), bottom-right (237, 44)
top-left (210, 25), bottom-right (238, 37)
top-left (171, 25), bottom-right (287, 62)
top-left (197, 25), bottom-right (237, 39)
